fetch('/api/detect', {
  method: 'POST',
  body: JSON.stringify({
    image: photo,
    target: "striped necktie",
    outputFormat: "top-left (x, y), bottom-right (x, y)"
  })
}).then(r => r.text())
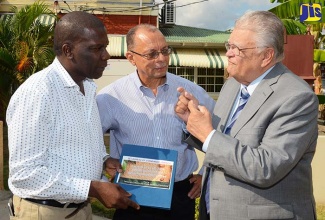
top-left (225, 86), bottom-right (250, 134)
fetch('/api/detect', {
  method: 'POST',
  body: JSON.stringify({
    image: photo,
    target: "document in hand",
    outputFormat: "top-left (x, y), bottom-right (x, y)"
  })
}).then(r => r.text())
top-left (115, 144), bottom-right (178, 209)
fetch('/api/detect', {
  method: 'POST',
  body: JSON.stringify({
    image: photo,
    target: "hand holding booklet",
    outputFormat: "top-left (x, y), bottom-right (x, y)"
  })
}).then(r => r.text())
top-left (114, 144), bottom-right (178, 209)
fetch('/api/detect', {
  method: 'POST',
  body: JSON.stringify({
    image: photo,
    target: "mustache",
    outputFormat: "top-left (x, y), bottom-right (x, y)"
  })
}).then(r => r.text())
top-left (155, 63), bottom-right (167, 69)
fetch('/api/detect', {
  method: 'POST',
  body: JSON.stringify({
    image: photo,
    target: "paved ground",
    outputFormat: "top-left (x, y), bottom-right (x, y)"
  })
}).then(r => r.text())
top-left (0, 190), bottom-right (12, 219)
top-left (0, 190), bottom-right (110, 220)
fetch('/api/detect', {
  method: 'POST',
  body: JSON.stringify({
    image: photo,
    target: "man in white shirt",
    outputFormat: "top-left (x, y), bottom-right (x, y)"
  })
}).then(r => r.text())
top-left (6, 11), bottom-right (139, 220)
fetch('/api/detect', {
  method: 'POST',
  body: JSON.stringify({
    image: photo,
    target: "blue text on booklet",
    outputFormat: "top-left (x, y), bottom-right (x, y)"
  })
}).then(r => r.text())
top-left (114, 144), bottom-right (178, 209)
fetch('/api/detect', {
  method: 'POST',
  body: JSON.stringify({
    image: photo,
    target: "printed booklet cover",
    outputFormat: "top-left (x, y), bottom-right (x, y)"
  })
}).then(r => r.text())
top-left (114, 144), bottom-right (178, 209)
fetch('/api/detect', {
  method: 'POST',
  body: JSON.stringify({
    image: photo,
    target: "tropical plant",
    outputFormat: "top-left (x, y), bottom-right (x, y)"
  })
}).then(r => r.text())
top-left (268, 0), bottom-right (320, 34)
top-left (269, 0), bottom-right (325, 38)
top-left (270, 1), bottom-right (325, 104)
top-left (0, 1), bottom-right (56, 121)
top-left (270, 0), bottom-right (323, 20)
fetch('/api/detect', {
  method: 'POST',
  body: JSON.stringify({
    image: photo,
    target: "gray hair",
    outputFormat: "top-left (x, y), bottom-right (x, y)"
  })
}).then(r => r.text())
top-left (235, 11), bottom-right (285, 62)
top-left (126, 24), bottom-right (162, 50)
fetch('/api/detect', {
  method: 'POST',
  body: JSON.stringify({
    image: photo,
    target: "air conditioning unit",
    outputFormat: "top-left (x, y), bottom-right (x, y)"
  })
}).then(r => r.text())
top-left (160, 2), bottom-right (176, 25)
top-left (165, 2), bottom-right (175, 24)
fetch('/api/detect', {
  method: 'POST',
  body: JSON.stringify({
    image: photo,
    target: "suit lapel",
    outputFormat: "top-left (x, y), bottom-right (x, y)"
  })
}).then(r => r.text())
top-left (214, 78), bottom-right (240, 133)
top-left (230, 85), bottom-right (273, 135)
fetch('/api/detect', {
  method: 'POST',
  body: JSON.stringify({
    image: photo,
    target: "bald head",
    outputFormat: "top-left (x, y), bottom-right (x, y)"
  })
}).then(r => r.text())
top-left (126, 24), bottom-right (163, 51)
top-left (54, 11), bottom-right (106, 56)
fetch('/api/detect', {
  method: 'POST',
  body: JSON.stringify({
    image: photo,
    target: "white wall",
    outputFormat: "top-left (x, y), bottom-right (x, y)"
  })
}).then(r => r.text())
top-left (94, 59), bottom-right (135, 92)
top-left (95, 59), bottom-right (220, 100)
top-left (312, 136), bottom-right (325, 204)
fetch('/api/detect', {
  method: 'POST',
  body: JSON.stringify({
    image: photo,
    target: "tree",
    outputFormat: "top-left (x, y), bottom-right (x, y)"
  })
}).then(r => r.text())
top-left (0, 1), bottom-right (56, 121)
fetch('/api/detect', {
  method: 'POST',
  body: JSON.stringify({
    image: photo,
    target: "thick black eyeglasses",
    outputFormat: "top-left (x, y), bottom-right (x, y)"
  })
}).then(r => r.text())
top-left (130, 46), bottom-right (173, 60)
top-left (225, 42), bottom-right (266, 56)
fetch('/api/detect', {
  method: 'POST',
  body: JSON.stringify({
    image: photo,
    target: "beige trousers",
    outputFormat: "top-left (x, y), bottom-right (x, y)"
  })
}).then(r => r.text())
top-left (10, 195), bottom-right (93, 220)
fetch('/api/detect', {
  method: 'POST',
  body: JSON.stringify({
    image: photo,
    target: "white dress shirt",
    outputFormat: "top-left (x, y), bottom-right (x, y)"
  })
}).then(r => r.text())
top-left (6, 58), bottom-right (107, 203)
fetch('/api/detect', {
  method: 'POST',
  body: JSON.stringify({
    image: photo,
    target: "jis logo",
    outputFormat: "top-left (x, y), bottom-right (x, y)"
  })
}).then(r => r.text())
top-left (300, 3), bottom-right (322, 22)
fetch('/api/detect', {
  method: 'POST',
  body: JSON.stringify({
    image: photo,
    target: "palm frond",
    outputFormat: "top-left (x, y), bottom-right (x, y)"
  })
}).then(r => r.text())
top-left (0, 1), bottom-right (56, 121)
top-left (282, 18), bottom-right (307, 34)
top-left (269, 0), bottom-right (323, 20)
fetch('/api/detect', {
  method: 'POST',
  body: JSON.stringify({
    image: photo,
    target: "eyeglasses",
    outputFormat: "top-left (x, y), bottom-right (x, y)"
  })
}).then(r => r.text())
top-left (225, 42), bottom-right (265, 56)
top-left (130, 46), bottom-right (173, 60)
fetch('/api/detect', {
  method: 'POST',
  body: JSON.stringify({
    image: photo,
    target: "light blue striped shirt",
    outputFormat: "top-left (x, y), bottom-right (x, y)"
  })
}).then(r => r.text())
top-left (96, 71), bottom-right (215, 181)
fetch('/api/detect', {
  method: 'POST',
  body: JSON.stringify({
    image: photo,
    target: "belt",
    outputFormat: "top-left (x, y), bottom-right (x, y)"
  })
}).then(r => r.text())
top-left (24, 198), bottom-right (86, 209)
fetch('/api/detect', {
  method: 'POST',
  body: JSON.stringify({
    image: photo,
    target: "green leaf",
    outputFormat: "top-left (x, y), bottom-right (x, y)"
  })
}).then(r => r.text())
top-left (314, 49), bottom-right (325, 62)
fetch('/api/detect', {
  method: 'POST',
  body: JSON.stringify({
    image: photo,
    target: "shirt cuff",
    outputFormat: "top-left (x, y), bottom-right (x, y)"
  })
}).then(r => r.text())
top-left (202, 130), bottom-right (216, 152)
top-left (182, 122), bottom-right (189, 134)
top-left (102, 154), bottom-right (111, 171)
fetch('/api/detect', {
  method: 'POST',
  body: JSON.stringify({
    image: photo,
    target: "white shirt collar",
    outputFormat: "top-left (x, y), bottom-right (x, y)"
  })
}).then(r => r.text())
top-left (244, 65), bottom-right (275, 95)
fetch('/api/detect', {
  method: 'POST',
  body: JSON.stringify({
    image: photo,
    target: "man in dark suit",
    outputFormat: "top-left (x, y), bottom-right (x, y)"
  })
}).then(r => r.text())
top-left (175, 10), bottom-right (318, 220)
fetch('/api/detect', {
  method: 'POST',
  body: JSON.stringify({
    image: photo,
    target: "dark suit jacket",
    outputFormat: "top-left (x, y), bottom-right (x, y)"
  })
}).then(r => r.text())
top-left (186, 63), bottom-right (319, 220)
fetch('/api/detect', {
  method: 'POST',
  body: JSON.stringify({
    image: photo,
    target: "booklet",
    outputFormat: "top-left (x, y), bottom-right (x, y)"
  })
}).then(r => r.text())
top-left (114, 144), bottom-right (178, 210)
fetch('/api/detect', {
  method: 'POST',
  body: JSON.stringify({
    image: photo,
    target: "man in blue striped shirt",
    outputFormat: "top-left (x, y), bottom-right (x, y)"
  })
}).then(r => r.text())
top-left (96, 24), bottom-right (215, 220)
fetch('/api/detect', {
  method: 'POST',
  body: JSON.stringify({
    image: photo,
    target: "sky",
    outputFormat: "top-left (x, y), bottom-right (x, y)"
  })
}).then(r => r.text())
top-left (156, 0), bottom-right (280, 31)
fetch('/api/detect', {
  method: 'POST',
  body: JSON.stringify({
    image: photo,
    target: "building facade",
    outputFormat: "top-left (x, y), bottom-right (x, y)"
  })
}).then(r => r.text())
top-left (0, 0), bottom-right (230, 98)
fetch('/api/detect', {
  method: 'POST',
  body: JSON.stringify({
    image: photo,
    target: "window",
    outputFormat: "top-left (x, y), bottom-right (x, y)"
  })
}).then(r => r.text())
top-left (168, 67), bottom-right (225, 93)
top-left (197, 68), bottom-right (224, 92)
top-left (168, 66), bottom-right (194, 81)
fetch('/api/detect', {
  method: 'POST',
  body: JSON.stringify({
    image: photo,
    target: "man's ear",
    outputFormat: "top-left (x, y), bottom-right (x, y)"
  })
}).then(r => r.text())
top-left (261, 47), bottom-right (274, 68)
top-left (126, 51), bottom-right (136, 66)
top-left (62, 43), bottom-right (73, 59)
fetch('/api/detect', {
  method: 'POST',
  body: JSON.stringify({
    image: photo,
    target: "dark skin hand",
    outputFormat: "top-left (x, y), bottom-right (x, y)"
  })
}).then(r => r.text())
top-left (88, 157), bottom-right (140, 210)
top-left (89, 181), bottom-right (140, 210)
top-left (104, 157), bottom-right (123, 181)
